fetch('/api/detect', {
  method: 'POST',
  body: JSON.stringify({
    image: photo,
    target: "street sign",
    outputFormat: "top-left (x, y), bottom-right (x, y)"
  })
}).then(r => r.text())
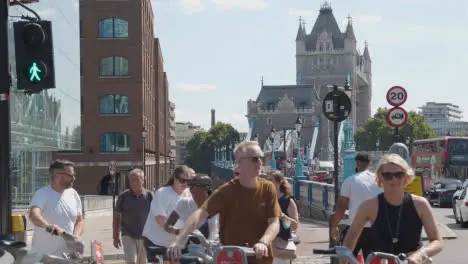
top-left (108, 160), bottom-right (116, 176)
top-left (387, 107), bottom-right (408, 127)
top-left (404, 175), bottom-right (424, 197)
top-left (322, 90), bottom-right (352, 122)
top-left (386, 86), bottom-right (407, 107)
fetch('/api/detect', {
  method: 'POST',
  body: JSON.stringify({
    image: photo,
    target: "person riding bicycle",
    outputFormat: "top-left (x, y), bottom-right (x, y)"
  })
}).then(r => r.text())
top-left (341, 154), bottom-right (443, 264)
top-left (164, 173), bottom-right (219, 241)
top-left (168, 141), bottom-right (282, 264)
top-left (331, 153), bottom-right (382, 260)
top-left (142, 166), bottom-right (193, 264)
top-left (29, 160), bottom-right (84, 256)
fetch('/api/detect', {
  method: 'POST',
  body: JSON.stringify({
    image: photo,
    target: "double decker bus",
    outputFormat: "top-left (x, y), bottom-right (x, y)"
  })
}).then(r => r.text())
top-left (411, 137), bottom-right (468, 181)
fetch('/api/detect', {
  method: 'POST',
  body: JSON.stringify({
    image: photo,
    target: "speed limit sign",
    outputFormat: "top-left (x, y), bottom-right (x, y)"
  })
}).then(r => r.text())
top-left (386, 86), bottom-right (407, 106)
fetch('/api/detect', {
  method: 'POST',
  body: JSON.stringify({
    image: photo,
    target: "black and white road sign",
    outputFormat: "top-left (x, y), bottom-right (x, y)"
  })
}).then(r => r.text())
top-left (322, 90), bottom-right (352, 122)
top-left (386, 86), bottom-right (407, 107)
top-left (387, 107), bottom-right (408, 127)
top-left (109, 160), bottom-right (117, 176)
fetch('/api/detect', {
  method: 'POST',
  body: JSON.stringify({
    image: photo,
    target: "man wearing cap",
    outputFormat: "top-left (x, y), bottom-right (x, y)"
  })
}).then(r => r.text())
top-left (164, 174), bottom-right (218, 241)
top-left (330, 153), bottom-right (382, 259)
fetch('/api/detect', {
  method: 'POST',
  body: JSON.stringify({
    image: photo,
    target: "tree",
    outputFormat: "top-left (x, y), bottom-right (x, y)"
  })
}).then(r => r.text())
top-left (185, 122), bottom-right (241, 173)
top-left (354, 108), bottom-right (435, 151)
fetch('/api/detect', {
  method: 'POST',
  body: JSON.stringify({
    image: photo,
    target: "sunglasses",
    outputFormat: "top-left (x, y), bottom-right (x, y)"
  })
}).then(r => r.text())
top-left (177, 177), bottom-right (190, 184)
top-left (381, 171), bottom-right (406, 181)
top-left (240, 156), bottom-right (263, 163)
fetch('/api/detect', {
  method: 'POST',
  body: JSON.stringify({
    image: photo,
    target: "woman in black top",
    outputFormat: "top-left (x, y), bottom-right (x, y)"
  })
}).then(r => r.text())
top-left (266, 170), bottom-right (299, 264)
top-left (341, 154), bottom-right (443, 264)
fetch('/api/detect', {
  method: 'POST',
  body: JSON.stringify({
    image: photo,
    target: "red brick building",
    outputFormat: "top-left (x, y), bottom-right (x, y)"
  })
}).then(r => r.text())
top-left (54, 0), bottom-right (171, 194)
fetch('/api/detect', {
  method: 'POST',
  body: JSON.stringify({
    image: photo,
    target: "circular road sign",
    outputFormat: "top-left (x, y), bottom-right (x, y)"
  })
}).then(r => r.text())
top-left (387, 107), bottom-right (408, 127)
top-left (109, 160), bottom-right (116, 176)
top-left (322, 90), bottom-right (352, 122)
top-left (386, 86), bottom-right (407, 106)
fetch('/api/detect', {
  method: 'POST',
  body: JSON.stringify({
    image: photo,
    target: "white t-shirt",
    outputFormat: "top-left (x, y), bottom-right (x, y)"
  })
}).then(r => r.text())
top-left (30, 186), bottom-right (82, 255)
top-left (340, 170), bottom-right (382, 227)
top-left (174, 197), bottom-right (219, 241)
top-left (142, 186), bottom-right (191, 246)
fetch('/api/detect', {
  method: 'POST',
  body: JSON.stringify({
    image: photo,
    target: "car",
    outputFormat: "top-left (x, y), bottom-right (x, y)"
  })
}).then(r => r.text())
top-left (452, 179), bottom-right (468, 217)
top-left (454, 186), bottom-right (468, 227)
top-left (427, 178), bottom-right (462, 207)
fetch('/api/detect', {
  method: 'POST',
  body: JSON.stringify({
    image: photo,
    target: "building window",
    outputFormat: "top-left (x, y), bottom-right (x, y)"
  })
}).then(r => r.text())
top-left (98, 17), bottom-right (129, 38)
top-left (100, 132), bottom-right (130, 152)
top-left (99, 56), bottom-right (129, 76)
top-left (100, 94), bottom-right (130, 114)
top-left (267, 118), bottom-right (272, 125)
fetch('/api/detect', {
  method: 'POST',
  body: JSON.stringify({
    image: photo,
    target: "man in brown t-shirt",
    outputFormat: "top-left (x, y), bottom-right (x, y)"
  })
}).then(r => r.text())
top-left (167, 141), bottom-right (282, 264)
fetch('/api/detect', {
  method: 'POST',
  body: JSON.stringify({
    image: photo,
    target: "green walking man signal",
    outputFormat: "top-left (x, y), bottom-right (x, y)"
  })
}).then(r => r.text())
top-left (28, 62), bottom-right (42, 82)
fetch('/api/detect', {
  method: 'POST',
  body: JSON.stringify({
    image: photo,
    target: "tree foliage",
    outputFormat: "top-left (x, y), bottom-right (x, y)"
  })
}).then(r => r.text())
top-left (184, 122), bottom-right (241, 173)
top-left (354, 108), bottom-right (435, 151)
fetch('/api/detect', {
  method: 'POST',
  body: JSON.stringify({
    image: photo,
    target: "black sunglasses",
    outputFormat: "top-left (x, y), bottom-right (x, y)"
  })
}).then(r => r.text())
top-left (177, 177), bottom-right (190, 184)
top-left (381, 171), bottom-right (406, 181)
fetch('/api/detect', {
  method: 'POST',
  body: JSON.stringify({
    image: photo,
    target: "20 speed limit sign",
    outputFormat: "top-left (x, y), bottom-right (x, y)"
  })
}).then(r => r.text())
top-left (387, 107), bottom-right (408, 127)
top-left (386, 86), bottom-right (407, 106)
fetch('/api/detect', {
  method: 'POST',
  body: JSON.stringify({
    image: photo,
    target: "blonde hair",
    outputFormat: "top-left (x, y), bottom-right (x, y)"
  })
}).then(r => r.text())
top-left (233, 141), bottom-right (263, 159)
top-left (375, 154), bottom-right (415, 187)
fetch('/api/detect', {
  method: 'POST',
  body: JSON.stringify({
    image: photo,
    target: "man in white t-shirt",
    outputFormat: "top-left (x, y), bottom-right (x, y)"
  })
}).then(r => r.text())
top-left (164, 174), bottom-right (219, 241)
top-left (331, 153), bottom-right (382, 259)
top-left (28, 159), bottom-right (83, 255)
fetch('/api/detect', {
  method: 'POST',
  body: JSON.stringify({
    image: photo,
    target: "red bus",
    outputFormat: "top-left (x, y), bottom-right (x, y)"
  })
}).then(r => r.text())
top-left (411, 137), bottom-right (468, 182)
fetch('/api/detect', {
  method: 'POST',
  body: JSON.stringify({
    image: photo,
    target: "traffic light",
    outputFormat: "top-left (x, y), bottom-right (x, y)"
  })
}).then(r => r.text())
top-left (13, 20), bottom-right (55, 92)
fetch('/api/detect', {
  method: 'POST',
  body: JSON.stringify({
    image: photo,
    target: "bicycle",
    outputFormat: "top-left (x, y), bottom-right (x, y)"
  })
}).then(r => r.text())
top-left (146, 231), bottom-right (255, 264)
top-left (0, 238), bottom-right (28, 264)
top-left (313, 246), bottom-right (409, 264)
top-left (15, 226), bottom-right (101, 264)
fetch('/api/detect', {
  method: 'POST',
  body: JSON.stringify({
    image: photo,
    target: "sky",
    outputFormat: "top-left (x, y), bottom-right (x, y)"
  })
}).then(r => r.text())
top-left (151, 0), bottom-right (468, 133)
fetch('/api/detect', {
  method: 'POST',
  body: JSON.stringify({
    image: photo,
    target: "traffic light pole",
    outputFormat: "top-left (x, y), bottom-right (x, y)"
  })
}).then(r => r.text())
top-left (332, 85), bottom-right (340, 210)
top-left (0, 0), bottom-right (13, 239)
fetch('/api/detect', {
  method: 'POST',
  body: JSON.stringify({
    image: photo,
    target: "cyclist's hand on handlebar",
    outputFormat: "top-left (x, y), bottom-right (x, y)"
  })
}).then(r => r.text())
top-left (253, 243), bottom-right (268, 259)
top-left (46, 224), bottom-right (64, 235)
top-left (407, 250), bottom-right (425, 264)
top-left (167, 241), bottom-right (184, 260)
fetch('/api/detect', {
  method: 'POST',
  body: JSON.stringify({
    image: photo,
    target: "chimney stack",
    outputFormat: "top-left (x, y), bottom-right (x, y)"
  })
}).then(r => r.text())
top-left (211, 109), bottom-right (216, 128)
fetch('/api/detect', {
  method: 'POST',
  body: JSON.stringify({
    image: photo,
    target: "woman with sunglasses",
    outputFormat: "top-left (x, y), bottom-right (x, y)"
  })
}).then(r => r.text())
top-left (341, 154), bottom-right (443, 264)
top-left (142, 165), bottom-right (194, 263)
top-left (164, 174), bottom-right (219, 241)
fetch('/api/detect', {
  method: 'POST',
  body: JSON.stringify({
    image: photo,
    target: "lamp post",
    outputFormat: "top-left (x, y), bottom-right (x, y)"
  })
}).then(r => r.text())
top-left (221, 145), bottom-right (226, 168)
top-left (270, 127), bottom-right (276, 169)
top-left (293, 116), bottom-right (305, 199)
top-left (141, 127), bottom-right (148, 180)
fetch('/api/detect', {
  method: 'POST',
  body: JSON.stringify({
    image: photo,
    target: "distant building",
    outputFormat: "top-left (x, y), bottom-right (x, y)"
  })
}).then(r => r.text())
top-left (175, 122), bottom-right (202, 164)
top-left (420, 102), bottom-right (468, 136)
top-left (246, 2), bottom-right (372, 160)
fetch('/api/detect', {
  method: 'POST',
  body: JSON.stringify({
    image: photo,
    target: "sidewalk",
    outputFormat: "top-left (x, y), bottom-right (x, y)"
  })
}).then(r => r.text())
top-left (78, 215), bottom-right (331, 263)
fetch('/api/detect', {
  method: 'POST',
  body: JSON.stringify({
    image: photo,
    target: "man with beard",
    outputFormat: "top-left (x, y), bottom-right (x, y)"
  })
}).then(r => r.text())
top-left (29, 159), bottom-right (84, 255)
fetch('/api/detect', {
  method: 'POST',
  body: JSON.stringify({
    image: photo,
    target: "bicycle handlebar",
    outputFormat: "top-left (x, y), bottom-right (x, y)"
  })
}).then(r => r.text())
top-left (314, 246), bottom-right (408, 264)
top-left (313, 248), bottom-right (336, 255)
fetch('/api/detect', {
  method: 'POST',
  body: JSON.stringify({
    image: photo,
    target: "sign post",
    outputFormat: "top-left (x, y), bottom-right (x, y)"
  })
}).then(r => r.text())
top-left (322, 84), bottom-right (352, 211)
top-left (386, 86), bottom-right (408, 143)
top-left (109, 161), bottom-right (117, 211)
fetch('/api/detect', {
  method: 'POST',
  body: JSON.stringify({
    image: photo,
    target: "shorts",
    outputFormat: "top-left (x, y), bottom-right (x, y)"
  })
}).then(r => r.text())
top-left (122, 236), bottom-right (147, 264)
